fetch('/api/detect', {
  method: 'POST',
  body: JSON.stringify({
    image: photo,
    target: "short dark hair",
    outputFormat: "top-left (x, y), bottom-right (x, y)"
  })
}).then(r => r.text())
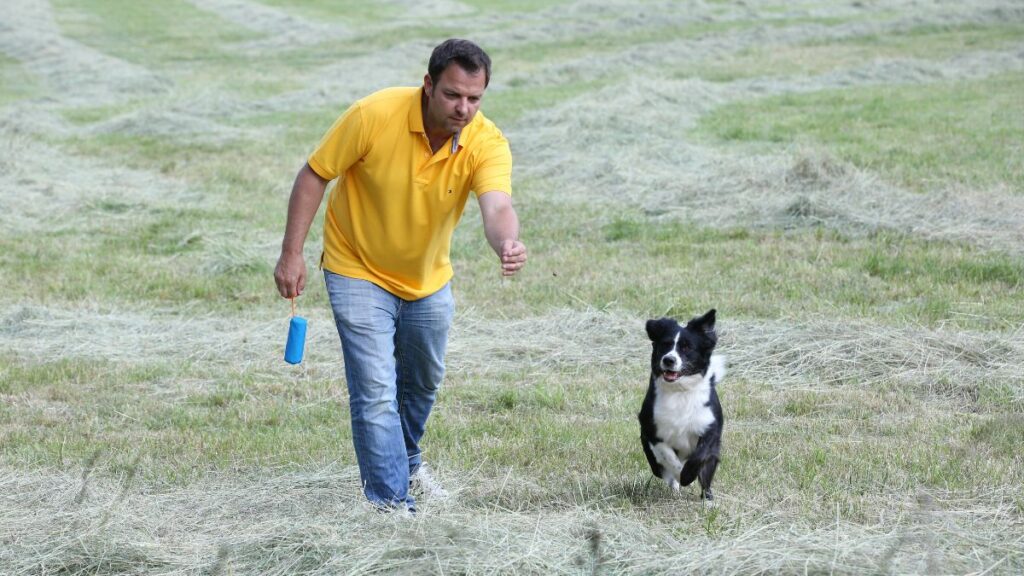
top-left (428, 38), bottom-right (491, 88)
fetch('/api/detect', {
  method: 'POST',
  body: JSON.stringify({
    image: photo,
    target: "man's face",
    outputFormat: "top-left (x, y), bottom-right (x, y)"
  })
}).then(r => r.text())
top-left (423, 64), bottom-right (486, 136)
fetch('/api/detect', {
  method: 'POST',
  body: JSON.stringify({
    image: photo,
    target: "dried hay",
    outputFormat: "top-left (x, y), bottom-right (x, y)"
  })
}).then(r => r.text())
top-left (0, 124), bottom-right (208, 234)
top-left (0, 0), bottom-right (168, 106)
top-left (1, 464), bottom-right (1020, 575)
top-left (728, 316), bottom-right (1024, 401)
top-left (85, 107), bottom-right (249, 146)
top-left (378, 0), bottom-right (475, 20)
top-left (509, 45), bottom-right (1024, 252)
top-left (0, 303), bottom-right (341, 378)
top-left (496, 1), bottom-right (1021, 89)
top-left (183, 0), bottom-right (347, 51)
top-left (3, 304), bottom-right (1020, 407)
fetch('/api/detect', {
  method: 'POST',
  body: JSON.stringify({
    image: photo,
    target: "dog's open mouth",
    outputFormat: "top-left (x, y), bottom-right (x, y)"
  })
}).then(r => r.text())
top-left (662, 371), bottom-right (681, 382)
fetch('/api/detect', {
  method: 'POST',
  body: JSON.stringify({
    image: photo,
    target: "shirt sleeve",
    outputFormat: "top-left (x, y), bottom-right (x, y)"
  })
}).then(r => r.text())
top-left (308, 102), bottom-right (366, 181)
top-left (471, 132), bottom-right (512, 197)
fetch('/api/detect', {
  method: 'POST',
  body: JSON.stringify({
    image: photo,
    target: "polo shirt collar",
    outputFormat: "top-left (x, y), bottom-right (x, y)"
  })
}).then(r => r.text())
top-left (409, 88), bottom-right (426, 134)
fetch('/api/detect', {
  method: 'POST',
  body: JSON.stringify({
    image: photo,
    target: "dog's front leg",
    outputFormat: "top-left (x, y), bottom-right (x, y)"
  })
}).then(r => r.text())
top-left (649, 442), bottom-right (684, 491)
top-left (698, 456), bottom-right (719, 502)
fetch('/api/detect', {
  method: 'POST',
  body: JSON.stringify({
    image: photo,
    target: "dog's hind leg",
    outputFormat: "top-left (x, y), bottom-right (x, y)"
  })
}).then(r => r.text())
top-left (698, 456), bottom-right (719, 502)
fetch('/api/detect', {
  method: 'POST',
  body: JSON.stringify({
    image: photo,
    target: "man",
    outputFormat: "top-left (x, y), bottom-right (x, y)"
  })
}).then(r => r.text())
top-left (274, 39), bottom-right (526, 513)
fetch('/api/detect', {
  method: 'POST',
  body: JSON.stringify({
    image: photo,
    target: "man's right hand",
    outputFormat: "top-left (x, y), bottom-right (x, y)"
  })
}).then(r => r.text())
top-left (274, 163), bottom-right (329, 299)
top-left (274, 252), bottom-right (307, 299)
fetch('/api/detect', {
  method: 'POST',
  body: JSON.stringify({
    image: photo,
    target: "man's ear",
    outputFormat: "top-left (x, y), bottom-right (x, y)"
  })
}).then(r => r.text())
top-left (423, 73), bottom-right (433, 96)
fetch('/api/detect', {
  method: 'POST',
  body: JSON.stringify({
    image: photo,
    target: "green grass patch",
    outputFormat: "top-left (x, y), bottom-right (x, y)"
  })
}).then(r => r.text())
top-left (484, 79), bottom-right (604, 124)
top-left (453, 206), bottom-right (1024, 330)
top-left (864, 240), bottom-right (1024, 287)
top-left (462, 0), bottom-right (576, 12)
top-left (60, 130), bottom-right (300, 225)
top-left (0, 221), bottom-right (279, 310)
top-left (698, 74), bottom-right (1024, 191)
top-left (808, 22), bottom-right (1024, 55)
top-left (490, 18), bottom-right (767, 77)
top-left (52, 0), bottom-right (377, 100)
top-left (971, 414), bottom-right (1024, 459)
top-left (259, 0), bottom-right (414, 24)
top-left (0, 356), bottom-right (353, 482)
top-left (0, 54), bottom-right (42, 105)
top-left (684, 22), bottom-right (1024, 82)
top-left (61, 102), bottom-right (139, 126)
top-left (54, 0), bottom-right (258, 66)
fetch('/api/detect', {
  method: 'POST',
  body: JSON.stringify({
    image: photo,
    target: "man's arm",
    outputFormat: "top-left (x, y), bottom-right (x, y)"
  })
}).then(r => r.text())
top-left (477, 190), bottom-right (526, 277)
top-left (274, 163), bottom-right (329, 298)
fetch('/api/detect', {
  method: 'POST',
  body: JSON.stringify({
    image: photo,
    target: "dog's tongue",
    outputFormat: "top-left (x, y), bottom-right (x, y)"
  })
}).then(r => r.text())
top-left (663, 371), bottom-right (680, 382)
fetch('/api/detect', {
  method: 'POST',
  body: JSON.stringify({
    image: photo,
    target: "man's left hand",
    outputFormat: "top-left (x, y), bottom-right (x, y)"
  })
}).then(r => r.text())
top-left (500, 239), bottom-right (527, 277)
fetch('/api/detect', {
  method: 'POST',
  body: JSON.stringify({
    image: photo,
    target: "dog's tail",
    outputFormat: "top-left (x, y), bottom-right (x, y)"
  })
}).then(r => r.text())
top-left (707, 354), bottom-right (726, 385)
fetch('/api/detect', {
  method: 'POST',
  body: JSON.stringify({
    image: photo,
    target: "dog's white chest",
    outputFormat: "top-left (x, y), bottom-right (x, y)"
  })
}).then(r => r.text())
top-left (652, 385), bottom-right (715, 458)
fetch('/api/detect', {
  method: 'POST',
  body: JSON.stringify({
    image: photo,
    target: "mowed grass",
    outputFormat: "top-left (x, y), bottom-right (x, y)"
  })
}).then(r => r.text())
top-left (0, 55), bottom-right (42, 105)
top-left (2, 343), bottom-right (1017, 515)
top-left (0, 356), bottom-right (352, 484)
top-left (4, 193), bottom-right (1021, 326)
top-left (51, 0), bottom-right (264, 59)
top-left (2, 1), bottom-right (1023, 574)
top-left (455, 205), bottom-right (1024, 330)
top-left (684, 22), bottom-right (1024, 82)
top-left (699, 73), bottom-right (1024, 191)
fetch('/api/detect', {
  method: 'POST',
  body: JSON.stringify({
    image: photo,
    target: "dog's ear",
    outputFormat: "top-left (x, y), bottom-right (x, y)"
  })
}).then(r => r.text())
top-left (688, 309), bottom-right (717, 341)
top-left (646, 318), bottom-right (666, 341)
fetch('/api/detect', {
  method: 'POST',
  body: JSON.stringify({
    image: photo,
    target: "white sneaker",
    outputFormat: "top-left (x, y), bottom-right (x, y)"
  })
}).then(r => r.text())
top-left (410, 463), bottom-right (449, 499)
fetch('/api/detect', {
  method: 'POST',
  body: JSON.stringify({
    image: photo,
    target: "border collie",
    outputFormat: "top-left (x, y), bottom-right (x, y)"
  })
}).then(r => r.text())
top-left (638, 309), bottom-right (725, 503)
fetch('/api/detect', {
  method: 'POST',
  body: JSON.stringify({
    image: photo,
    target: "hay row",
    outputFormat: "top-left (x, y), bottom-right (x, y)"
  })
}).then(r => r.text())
top-left (183, 0), bottom-right (347, 51)
top-left (3, 304), bottom-right (1021, 398)
top-left (2, 464), bottom-right (1020, 575)
top-left (0, 0), bottom-right (168, 106)
top-left (509, 45), bottom-right (1024, 252)
top-left (0, 125), bottom-right (210, 234)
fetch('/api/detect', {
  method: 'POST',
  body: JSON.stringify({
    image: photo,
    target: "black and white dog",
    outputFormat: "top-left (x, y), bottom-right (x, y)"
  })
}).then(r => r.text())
top-left (638, 309), bottom-right (725, 503)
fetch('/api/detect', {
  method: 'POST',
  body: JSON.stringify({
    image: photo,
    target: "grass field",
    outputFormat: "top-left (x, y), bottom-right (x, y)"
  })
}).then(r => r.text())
top-left (1, 0), bottom-right (1022, 574)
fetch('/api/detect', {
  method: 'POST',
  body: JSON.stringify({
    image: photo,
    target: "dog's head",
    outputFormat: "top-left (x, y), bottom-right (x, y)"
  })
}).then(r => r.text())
top-left (646, 309), bottom-right (717, 385)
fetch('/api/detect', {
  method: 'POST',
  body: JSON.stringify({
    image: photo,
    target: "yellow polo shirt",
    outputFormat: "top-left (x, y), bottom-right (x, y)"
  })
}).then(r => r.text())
top-left (308, 87), bottom-right (512, 300)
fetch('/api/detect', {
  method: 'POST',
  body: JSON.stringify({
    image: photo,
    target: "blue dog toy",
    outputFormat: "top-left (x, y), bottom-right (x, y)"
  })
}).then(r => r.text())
top-left (284, 298), bottom-right (307, 365)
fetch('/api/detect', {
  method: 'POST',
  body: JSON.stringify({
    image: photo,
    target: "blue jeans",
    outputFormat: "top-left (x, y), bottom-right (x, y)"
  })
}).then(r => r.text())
top-left (324, 271), bottom-right (454, 511)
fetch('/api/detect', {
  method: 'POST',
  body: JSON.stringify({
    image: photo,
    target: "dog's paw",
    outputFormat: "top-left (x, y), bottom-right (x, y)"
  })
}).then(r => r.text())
top-left (701, 489), bottom-right (715, 509)
top-left (665, 478), bottom-right (681, 492)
